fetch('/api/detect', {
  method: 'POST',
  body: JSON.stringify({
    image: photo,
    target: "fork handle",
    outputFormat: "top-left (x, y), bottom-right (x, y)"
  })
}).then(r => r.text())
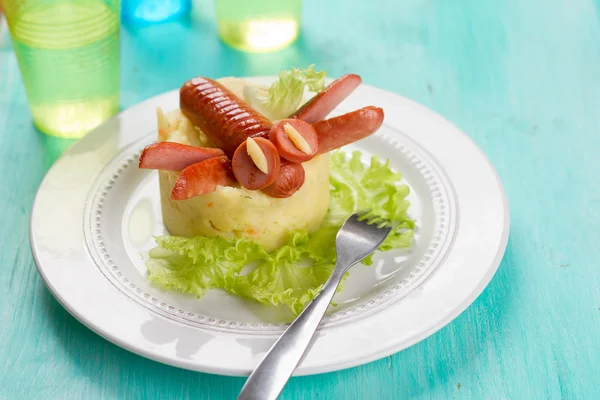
top-left (238, 267), bottom-right (347, 400)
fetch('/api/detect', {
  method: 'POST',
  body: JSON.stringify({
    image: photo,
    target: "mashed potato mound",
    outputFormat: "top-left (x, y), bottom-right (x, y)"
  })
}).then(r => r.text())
top-left (157, 78), bottom-right (330, 252)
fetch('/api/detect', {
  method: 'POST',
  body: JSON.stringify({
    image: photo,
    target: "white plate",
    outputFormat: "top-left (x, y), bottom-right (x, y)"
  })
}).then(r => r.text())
top-left (30, 77), bottom-right (509, 376)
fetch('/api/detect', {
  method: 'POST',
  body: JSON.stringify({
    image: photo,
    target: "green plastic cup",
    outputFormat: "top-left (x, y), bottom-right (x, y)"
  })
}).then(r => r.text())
top-left (3, 0), bottom-right (120, 138)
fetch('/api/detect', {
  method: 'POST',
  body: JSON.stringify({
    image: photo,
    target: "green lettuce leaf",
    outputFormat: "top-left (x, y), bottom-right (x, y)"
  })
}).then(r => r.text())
top-left (146, 151), bottom-right (414, 315)
top-left (146, 235), bottom-right (266, 295)
top-left (243, 65), bottom-right (326, 120)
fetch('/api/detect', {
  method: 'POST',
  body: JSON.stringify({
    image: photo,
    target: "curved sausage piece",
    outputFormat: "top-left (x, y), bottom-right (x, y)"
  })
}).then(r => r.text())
top-left (171, 156), bottom-right (235, 200)
top-left (290, 74), bottom-right (362, 123)
top-left (269, 119), bottom-right (318, 163)
top-left (313, 106), bottom-right (384, 154)
top-left (139, 142), bottom-right (225, 171)
top-left (232, 138), bottom-right (281, 190)
top-left (261, 162), bottom-right (306, 198)
top-left (180, 77), bottom-right (272, 157)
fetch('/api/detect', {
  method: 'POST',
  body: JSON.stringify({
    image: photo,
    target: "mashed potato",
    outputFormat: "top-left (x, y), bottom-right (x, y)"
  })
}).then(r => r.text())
top-left (158, 78), bottom-right (330, 252)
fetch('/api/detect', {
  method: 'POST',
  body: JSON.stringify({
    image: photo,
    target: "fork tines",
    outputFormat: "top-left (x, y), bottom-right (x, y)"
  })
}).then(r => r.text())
top-left (354, 210), bottom-right (393, 228)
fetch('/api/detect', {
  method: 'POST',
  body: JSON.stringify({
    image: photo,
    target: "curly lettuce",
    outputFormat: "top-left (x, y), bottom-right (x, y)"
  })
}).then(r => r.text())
top-left (243, 65), bottom-right (327, 120)
top-left (146, 151), bottom-right (414, 315)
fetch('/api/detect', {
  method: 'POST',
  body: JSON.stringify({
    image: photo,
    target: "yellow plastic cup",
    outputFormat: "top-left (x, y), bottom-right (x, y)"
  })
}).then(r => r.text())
top-left (3, 0), bottom-right (120, 138)
top-left (215, 0), bottom-right (302, 53)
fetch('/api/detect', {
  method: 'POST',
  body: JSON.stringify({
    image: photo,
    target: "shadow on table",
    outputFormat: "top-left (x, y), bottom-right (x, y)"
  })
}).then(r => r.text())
top-left (38, 234), bottom-right (519, 400)
top-left (39, 287), bottom-right (244, 399)
top-left (274, 236), bottom-right (520, 399)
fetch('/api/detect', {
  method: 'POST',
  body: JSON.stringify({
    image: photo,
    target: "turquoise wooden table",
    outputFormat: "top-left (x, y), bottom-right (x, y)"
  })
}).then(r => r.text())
top-left (1, 0), bottom-right (599, 398)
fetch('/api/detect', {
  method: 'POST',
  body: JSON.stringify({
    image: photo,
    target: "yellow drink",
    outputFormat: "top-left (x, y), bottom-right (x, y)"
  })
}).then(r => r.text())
top-left (4, 1), bottom-right (120, 138)
top-left (215, 0), bottom-right (301, 53)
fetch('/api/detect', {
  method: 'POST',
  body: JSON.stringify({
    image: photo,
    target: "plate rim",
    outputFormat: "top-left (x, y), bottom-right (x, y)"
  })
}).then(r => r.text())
top-left (80, 123), bottom-right (458, 333)
top-left (30, 78), bottom-right (510, 376)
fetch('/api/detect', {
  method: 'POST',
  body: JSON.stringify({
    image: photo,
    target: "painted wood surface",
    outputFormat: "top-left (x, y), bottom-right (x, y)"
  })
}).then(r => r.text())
top-left (1, 0), bottom-right (599, 398)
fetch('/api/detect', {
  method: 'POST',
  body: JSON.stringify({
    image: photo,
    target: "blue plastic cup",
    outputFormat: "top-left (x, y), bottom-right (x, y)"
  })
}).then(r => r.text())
top-left (122, 0), bottom-right (191, 25)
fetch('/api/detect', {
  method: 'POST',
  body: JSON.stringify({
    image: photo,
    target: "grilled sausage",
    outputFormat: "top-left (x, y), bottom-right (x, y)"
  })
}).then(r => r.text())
top-left (232, 137), bottom-right (281, 190)
top-left (139, 142), bottom-right (225, 171)
top-left (269, 119), bottom-right (318, 163)
top-left (170, 156), bottom-right (235, 200)
top-left (180, 77), bottom-right (272, 157)
top-left (312, 106), bottom-right (384, 154)
top-left (290, 74), bottom-right (362, 123)
top-left (261, 162), bottom-right (306, 198)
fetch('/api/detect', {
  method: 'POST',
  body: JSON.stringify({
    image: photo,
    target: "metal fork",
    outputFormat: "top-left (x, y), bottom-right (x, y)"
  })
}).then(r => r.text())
top-left (238, 213), bottom-right (393, 400)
